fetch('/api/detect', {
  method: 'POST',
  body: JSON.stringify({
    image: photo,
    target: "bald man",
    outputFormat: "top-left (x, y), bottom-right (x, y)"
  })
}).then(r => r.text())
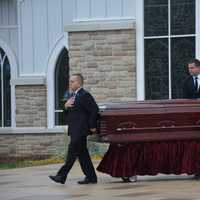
top-left (49, 73), bottom-right (99, 184)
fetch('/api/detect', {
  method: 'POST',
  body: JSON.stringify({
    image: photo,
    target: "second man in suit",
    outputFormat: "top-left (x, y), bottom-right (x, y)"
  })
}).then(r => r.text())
top-left (183, 59), bottom-right (200, 99)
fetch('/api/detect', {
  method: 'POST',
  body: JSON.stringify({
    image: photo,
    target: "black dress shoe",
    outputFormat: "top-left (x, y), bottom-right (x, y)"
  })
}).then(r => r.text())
top-left (78, 177), bottom-right (97, 184)
top-left (121, 177), bottom-right (131, 183)
top-left (194, 174), bottom-right (200, 180)
top-left (49, 175), bottom-right (65, 184)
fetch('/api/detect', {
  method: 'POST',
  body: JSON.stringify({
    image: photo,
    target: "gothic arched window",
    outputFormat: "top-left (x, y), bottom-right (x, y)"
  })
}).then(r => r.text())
top-left (54, 48), bottom-right (69, 125)
top-left (0, 47), bottom-right (11, 127)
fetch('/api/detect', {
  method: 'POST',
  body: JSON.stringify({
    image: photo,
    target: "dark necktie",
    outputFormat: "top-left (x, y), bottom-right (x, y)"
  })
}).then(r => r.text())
top-left (71, 92), bottom-right (75, 97)
top-left (194, 77), bottom-right (198, 91)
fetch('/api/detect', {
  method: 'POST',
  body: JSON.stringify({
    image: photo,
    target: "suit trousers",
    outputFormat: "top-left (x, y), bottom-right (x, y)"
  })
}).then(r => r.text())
top-left (57, 136), bottom-right (97, 181)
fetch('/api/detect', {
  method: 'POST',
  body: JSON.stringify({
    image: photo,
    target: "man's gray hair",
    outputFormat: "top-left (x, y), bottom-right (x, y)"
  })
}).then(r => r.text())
top-left (72, 73), bottom-right (84, 85)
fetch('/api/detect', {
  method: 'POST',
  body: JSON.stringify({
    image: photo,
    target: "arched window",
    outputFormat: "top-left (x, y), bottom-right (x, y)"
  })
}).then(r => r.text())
top-left (0, 47), bottom-right (11, 127)
top-left (54, 48), bottom-right (69, 125)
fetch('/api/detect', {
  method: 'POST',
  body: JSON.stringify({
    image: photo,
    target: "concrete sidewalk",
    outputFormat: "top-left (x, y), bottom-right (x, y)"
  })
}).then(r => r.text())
top-left (0, 161), bottom-right (200, 200)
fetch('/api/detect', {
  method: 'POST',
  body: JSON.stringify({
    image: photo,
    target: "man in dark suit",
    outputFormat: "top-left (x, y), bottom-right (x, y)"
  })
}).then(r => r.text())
top-left (49, 73), bottom-right (99, 184)
top-left (183, 59), bottom-right (200, 99)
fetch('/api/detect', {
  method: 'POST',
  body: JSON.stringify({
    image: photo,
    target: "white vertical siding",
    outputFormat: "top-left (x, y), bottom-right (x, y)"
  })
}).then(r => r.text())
top-left (74, 0), bottom-right (136, 21)
top-left (8, 0), bottom-right (17, 25)
top-left (107, 0), bottom-right (122, 17)
top-left (18, 0), bottom-right (70, 75)
top-left (0, 30), bottom-right (10, 43)
top-left (9, 29), bottom-right (18, 58)
top-left (17, 0), bottom-right (136, 75)
top-left (91, 0), bottom-right (106, 18)
top-left (76, 0), bottom-right (90, 19)
top-left (0, 0), bottom-right (17, 25)
top-left (20, 0), bottom-right (34, 74)
top-left (32, 0), bottom-right (48, 74)
top-left (62, 0), bottom-right (74, 27)
top-left (123, 0), bottom-right (136, 17)
top-left (0, 0), bottom-right (9, 25)
top-left (47, 0), bottom-right (62, 50)
top-left (0, 0), bottom-right (18, 67)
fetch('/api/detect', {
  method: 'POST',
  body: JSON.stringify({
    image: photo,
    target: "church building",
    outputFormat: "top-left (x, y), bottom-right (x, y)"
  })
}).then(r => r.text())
top-left (0, 0), bottom-right (199, 160)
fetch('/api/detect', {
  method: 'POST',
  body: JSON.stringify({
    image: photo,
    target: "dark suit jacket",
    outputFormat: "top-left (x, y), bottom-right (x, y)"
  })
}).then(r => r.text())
top-left (183, 76), bottom-right (200, 99)
top-left (64, 88), bottom-right (99, 140)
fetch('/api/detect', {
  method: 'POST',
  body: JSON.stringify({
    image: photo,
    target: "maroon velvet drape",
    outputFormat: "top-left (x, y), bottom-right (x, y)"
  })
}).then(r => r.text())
top-left (97, 140), bottom-right (200, 177)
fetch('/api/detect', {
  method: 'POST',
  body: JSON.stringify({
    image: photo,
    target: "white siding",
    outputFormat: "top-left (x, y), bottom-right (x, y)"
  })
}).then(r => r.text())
top-left (18, 0), bottom-right (73, 75)
top-left (0, 0), bottom-right (17, 25)
top-left (8, 0), bottom-right (18, 25)
top-left (76, 0), bottom-right (90, 19)
top-left (0, 0), bottom-right (9, 25)
top-left (0, 30), bottom-right (10, 43)
top-left (17, 0), bottom-right (136, 75)
top-left (20, 0), bottom-right (34, 74)
top-left (47, 0), bottom-right (62, 50)
top-left (62, 0), bottom-right (74, 27)
top-left (123, 0), bottom-right (136, 17)
top-left (0, 0), bottom-right (18, 60)
top-left (74, 0), bottom-right (136, 21)
top-left (107, 0), bottom-right (122, 17)
top-left (32, 0), bottom-right (48, 74)
top-left (9, 29), bottom-right (18, 57)
top-left (91, 0), bottom-right (106, 18)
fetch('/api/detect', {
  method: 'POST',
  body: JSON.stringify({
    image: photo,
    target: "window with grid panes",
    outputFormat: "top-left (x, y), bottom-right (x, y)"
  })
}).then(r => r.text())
top-left (144, 0), bottom-right (195, 99)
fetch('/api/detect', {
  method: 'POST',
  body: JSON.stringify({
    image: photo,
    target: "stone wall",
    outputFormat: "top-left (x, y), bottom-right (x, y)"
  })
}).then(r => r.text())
top-left (15, 85), bottom-right (47, 127)
top-left (0, 133), bottom-right (66, 163)
top-left (68, 28), bottom-right (136, 102)
top-left (0, 129), bottom-right (108, 163)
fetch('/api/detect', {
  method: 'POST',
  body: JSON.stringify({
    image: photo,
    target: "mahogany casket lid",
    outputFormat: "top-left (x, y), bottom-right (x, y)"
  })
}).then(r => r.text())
top-left (98, 99), bottom-right (200, 113)
top-left (92, 99), bottom-right (200, 143)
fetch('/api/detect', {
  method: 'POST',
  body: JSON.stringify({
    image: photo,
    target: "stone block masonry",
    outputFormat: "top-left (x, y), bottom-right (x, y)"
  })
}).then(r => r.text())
top-left (0, 128), bottom-right (67, 163)
top-left (68, 27), bottom-right (137, 102)
top-left (15, 85), bottom-right (47, 127)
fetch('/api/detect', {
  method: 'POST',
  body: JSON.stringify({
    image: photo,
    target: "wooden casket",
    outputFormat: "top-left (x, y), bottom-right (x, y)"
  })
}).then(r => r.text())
top-left (94, 99), bottom-right (200, 143)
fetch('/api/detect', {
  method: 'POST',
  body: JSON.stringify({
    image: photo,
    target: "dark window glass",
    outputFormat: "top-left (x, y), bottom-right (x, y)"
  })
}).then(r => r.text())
top-left (145, 39), bottom-right (169, 99)
top-left (3, 57), bottom-right (11, 126)
top-left (144, 0), bottom-right (168, 36)
top-left (54, 48), bottom-right (69, 125)
top-left (55, 112), bottom-right (68, 126)
top-left (0, 53), bottom-right (1, 127)
top-left (171, 0), bottom-right (195, 35)
top-left (0, 47), bottom-right (11, 127)
top-left (171, 37), bottom-right (195, 99)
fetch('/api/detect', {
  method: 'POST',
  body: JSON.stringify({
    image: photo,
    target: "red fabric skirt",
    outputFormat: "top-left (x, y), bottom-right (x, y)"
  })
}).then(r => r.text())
top-left (97, 140), bottom-right (200, 177)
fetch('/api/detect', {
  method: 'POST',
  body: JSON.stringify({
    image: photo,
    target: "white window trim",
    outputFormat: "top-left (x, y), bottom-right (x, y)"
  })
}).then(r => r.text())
top-left (136, 0), bottom-right (144, 100)
top-left (136, 0), bottom-right (198, 100)
top-left (0, 38), bottom-right (18, 128)
top-left (73, 16), bottom-right (136, 23)
top-left (196, 0), bottom-right (200, 59)
top-left (46, 33), bottom-right (68, 128)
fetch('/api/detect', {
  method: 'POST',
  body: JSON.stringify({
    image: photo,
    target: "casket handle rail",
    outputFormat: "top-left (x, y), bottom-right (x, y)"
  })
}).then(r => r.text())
top-left (116, 127), bottom-right (136, 131)
top-left (116, 122), bottom-right (136, 132)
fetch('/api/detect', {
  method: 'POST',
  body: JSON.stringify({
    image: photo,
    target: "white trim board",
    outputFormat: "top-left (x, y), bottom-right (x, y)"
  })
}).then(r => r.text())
top-left (65, 20), bottom-right (135, 32)
top-left (11, 76), bottom-right (46, 85)
top-left (46, 34), bottom-right (68, 128)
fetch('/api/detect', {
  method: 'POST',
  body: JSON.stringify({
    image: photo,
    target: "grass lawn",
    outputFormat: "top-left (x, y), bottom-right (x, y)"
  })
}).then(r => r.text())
top-left (0, 156), bottom-right (64, 169)
top-left (0, 155), bottom-right (101, 169)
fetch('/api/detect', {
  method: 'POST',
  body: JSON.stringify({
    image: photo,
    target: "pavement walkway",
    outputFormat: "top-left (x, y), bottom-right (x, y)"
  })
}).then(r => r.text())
top-left (0, 161), bottom-right (200, 200)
